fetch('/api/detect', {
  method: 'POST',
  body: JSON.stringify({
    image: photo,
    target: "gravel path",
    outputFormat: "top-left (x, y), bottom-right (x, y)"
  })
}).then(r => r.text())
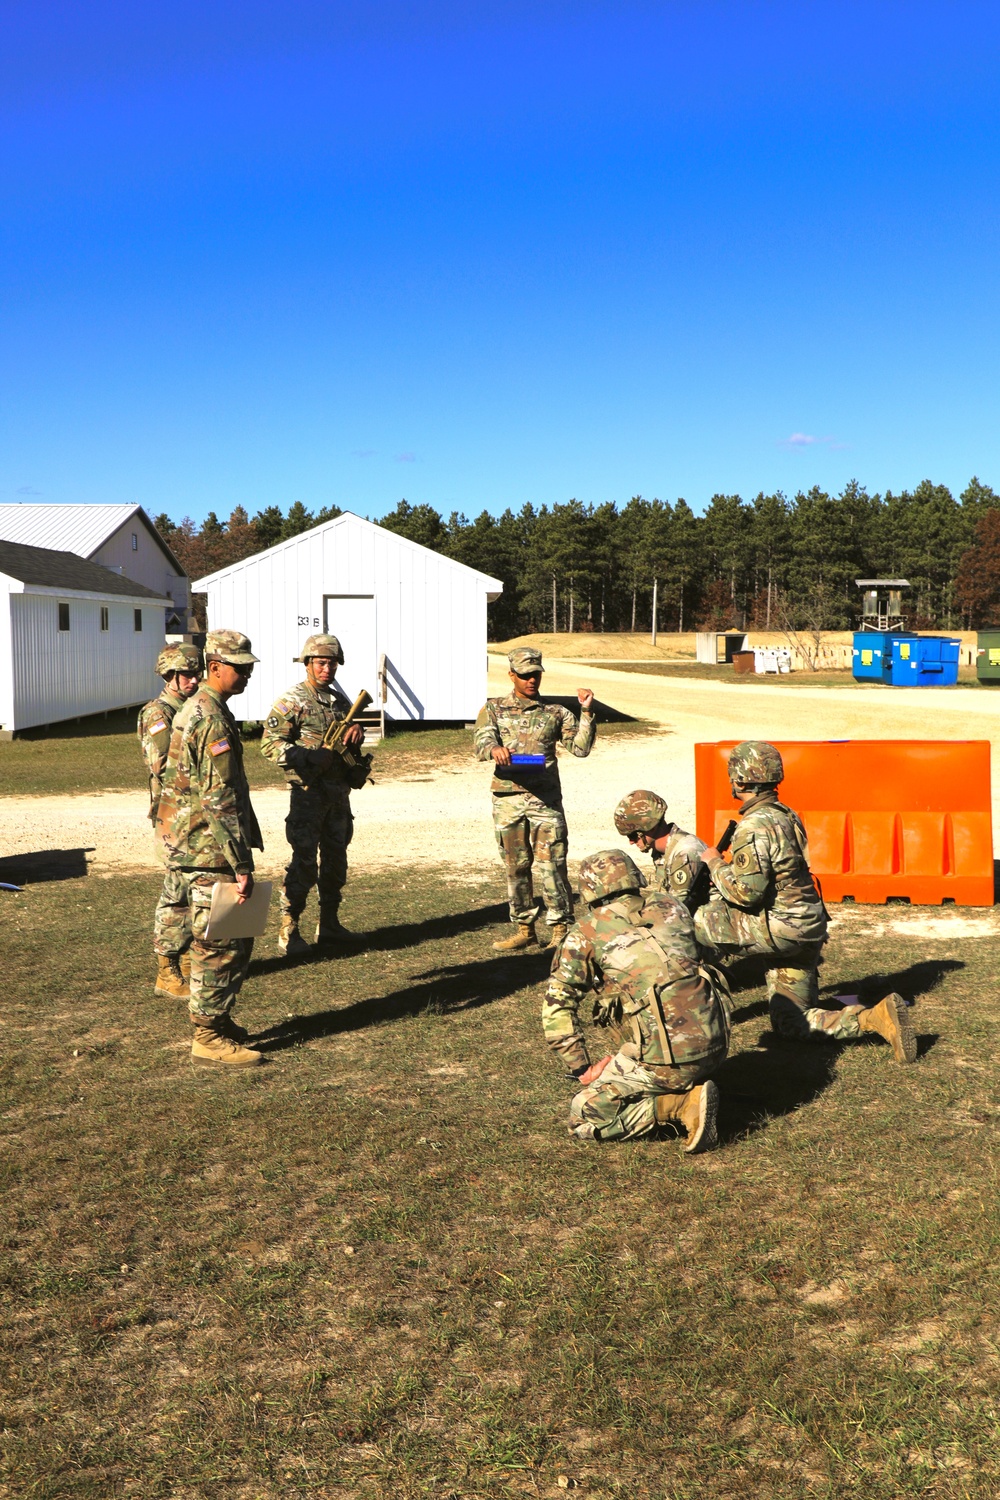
top-left (3, 657), bottom-right (998, 878)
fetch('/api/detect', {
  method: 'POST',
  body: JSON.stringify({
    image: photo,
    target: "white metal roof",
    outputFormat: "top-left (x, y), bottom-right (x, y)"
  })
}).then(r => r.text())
top-left (0, 503), bottom-right (171, 562)
top-left (193, 510), bottom-right (504, 599)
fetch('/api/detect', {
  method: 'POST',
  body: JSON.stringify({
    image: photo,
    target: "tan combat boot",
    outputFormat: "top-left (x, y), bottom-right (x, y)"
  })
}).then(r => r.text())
top-left (492, 922), bottom-right (538, 953)
top-left (654, 1080), bottom-right (719, 1154)
top-left (154, 954), bottom-right (190, 999)
top-left (857, 992), bottom-right (917, 1063)
top-left (278, 916), bottom-right (310, 958)
top-left (548, 922), bottom-right (570, 949)
top-left (191, 1016), bottom-right (262, 1067)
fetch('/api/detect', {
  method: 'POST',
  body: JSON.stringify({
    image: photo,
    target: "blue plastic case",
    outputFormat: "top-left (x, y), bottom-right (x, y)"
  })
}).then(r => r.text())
top-left (510, 754), bottom-right (546, 767)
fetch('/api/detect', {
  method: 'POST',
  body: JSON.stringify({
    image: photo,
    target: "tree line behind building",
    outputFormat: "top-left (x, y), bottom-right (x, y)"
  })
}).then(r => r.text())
top-left (155, 476), bottom-right (1000, 639)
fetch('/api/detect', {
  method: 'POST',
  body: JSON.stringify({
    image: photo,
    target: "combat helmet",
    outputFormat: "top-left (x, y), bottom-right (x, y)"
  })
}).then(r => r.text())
top-left (156, 643), bottom-right (202, 679)
top-left (296, 632), bottom-right (344, 664)
top-left (728, 740), bottom-right (783, 787)
top-left (613, 789), bottom-right (667, 837)
top-left (577, 849), bottom-right (647, 906)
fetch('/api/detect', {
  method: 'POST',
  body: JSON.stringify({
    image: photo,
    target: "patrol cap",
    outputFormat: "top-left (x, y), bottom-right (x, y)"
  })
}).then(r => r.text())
top-left (614, 789), bottom-right (667, 837)
top-left (156, 643), bottom-right (202, 679)
top-left (728, 740), bottom-right (783, 787)
top-left (295, 632), bottom-right (344, 664)
top-left (508, 646), bottom-right (543, 676)
top-left (577, 848), bottom-right (646, 906)
top-left (204, 629), bottom-right (259, 665)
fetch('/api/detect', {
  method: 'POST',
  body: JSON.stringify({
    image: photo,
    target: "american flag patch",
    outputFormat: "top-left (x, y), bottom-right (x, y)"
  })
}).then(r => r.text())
top-left (149, 720), bottom-right (167, 735)
top-left (209, 738), bottom-right (231, 756)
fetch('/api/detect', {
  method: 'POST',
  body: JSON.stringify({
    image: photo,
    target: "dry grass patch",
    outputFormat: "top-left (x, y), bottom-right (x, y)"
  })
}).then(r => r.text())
top-left (2, 873), bottom-right (999, 1497)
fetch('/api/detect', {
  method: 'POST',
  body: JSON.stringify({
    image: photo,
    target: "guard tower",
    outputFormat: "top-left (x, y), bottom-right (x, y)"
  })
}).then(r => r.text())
top-left (855, 579), bottom-right (909, 632)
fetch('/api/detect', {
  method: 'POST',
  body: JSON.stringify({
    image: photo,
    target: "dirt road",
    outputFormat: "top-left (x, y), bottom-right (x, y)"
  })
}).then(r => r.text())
top-left (2, 657), bottom-right (997, 877)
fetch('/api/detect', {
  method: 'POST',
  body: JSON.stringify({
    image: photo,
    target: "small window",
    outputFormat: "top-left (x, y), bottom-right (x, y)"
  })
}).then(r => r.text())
top-left (134, 609), bottom-right (142, 631)
top-left (100, 606), bottom-right (109, 631)
top-left (131, 532), bottom-right (138, 551)
top-left (58, 602), bottom-right (70, 632)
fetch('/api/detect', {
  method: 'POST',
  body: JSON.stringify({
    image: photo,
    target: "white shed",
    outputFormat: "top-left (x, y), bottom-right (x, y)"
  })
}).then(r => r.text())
top-left (0, 503), bottom-right (191, 631)
top-left (0, 540), bottom-right (170, 736)
top-left (193, 512), bottom-right (503, 724)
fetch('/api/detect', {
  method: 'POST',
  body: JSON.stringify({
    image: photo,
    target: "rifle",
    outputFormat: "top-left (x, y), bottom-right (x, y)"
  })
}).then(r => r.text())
top-left (321, 688), bottom-right (374, 786)
top-left (686, 818), bottom-right (738, 912)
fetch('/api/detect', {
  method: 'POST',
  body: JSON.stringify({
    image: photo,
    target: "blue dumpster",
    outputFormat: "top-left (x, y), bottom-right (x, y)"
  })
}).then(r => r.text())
top-left (852, 631), bottom-right (903, 682)
top-left (886, 636), bottom-right (960, 686)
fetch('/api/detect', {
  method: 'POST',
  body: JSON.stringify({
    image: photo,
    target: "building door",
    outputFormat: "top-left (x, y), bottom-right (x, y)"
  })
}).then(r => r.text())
top-left (323, 595), bottom-right (377, 703)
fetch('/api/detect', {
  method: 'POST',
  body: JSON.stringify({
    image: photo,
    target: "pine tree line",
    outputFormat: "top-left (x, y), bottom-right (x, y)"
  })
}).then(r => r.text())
top-left (155, 476), bottom-right (1000, 640)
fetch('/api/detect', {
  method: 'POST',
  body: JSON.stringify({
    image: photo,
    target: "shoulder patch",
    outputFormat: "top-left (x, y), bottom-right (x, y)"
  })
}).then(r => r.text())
top-left (148, 719), bottom-right (168, 736)
top-left (671, 865), bottom-right (690, 888)
top-left (732, 843), bottom-right (762, 876)
top-left (266, 714), bottom-right (281, 729)
top-left (209, 737), bottom-right (231, 757)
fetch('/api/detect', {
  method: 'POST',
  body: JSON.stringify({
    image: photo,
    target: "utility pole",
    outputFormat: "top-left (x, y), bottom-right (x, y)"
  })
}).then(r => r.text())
top-left (651, 578), bottom-right (658, 646)
top-left (552, 574), bottom-right (557, 634)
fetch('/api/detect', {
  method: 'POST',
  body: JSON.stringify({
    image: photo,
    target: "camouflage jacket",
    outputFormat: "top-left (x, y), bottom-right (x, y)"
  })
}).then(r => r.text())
top-left (708, 791), bottom-right (827, 943)
top-left (155, 685), bottom-right (263, 875)
top-left (137, 688), bottom-right (186, 822)
top-left (259, 679), bottom-right (355, 795)
top-left (544, 890), bottom-right (730, 1075)
top-left (473, 691), bottom-right (595, 801)
top-left (648, 825), bottom-right (708, 910)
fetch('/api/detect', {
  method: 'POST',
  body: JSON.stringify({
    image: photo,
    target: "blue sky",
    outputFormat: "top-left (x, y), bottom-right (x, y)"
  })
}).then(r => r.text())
top-left (2, 1), bottom-right (999, 524)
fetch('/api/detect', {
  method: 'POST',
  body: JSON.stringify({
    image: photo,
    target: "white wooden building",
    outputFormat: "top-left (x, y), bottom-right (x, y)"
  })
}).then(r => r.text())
top-left (193, 512), bottom-right (503, 723)
top-left (0, 503), bottom-right (190, 631)
top-left (0, 540), bottom-right (170, 736)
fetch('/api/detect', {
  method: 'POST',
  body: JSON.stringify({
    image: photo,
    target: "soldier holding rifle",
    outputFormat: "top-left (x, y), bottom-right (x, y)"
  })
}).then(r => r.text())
top-left (261, 633), bottom-right (372, 956)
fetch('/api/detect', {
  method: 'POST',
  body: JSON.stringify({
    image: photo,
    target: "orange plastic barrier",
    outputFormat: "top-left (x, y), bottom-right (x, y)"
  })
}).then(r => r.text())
top-left (694, 740), bottom-right (994, 906)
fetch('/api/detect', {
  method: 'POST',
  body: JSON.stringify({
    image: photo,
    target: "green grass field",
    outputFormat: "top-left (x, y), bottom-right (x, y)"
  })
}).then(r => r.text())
top-left (0, 714), bottom-right (655, 798)
top-left (2, 868), bottom-right (998, 1498)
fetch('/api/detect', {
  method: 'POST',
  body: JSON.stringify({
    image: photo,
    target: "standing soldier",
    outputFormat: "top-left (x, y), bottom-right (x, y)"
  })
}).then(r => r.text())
top-left (613, 789), bottom-right (708, 911)
top-left (137, 643), bottom-right (202, 998)
top-left (695, 741), bottom-right (916, 1062)
top-left (474, 646), bottom-right (596, 951)
top-left (156, 630), bottom-right (264, 1067)
top-left (543, 849), bottom-right (730, 1150)
top-left (260, 633), bottom-right (368, 957)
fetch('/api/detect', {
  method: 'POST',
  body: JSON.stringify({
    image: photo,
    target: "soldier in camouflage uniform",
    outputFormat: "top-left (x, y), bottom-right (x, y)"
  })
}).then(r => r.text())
top-left (613, 789), bottom-right (708, 911)
top-left (474, 646), bottom-right (596, 952)
top-left (260, 633), bottom-right (368, 956)
top-left (138, 643), bottom-right (202, 1000)
top-left (694, 741), bottom-right (916, 1062)
top-left (543, 849), bottom-right (729, 1151)
top-left (156, 630), bottom-right (265, 1067)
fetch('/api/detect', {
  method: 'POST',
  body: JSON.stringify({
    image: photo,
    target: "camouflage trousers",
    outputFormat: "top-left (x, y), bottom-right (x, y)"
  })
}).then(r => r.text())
top-left (693, 900), bottom-right (861, 1042)
top-left (164, 869), bottom-right (255, 1020)
top-left (153, 867), bottom-right (191, 957)
top-left (569, 1047), bottom-right (725, 1142)
top-left (492, 791), bottom-right (572, 927)
top-left (280, 786), bottom-right (353, 921)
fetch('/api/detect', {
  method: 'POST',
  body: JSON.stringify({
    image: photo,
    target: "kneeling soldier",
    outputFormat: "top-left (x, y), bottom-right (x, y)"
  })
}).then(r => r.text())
top-left (543, 849), bottom-right (730, 1151)
top-left (694, 740), bottom-right (915, 1061)
top-left (138, 643), bottom-right (202, 999)
top-left (613, 788), bottom-right (708, 911)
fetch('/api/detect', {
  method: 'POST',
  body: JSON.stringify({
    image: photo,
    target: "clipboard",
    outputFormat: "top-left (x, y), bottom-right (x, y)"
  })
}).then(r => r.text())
top-left (205, 880), bottom-right (273, 941)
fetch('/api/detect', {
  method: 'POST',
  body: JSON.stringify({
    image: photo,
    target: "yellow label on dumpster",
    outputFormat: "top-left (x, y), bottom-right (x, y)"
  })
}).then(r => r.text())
top-left (899, 642), bottom-right (911, 659)
top-left (990, 648), bottom-right (1000, 665)
top-left (861, 649), bottom-right (873, 665)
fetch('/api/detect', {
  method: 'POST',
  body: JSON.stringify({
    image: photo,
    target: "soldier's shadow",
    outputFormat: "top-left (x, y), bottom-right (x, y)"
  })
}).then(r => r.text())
top-left (248, 901), bottom-right (513, 977)
top-left (715, 956), bottom-right (956, 1141)
top-left (249, 953), bottom-right (548, 1051)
